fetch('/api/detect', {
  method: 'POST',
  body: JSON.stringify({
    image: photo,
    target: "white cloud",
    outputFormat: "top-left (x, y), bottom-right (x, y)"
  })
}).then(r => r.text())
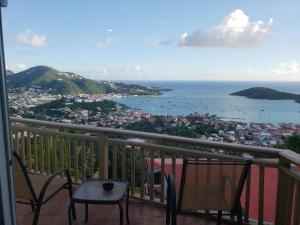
top-left (196, 61), bottom-right (300, 81)
top-left (268, 61), bottom-right (299, 75)
top-left (96, 37), bottom-right (115, 48)
top-left (17, 29), bottom-right (47, 47)
top-left (133, 64), bottom-right (141, 72)
top-left (178, 9), bottom-right (273, 49)
top-left (107, 29), bottom-right (113, 32)
top-left (6, 63), bottom-right (28, 72)
top-left (147, 36), bottom-right (174, 48)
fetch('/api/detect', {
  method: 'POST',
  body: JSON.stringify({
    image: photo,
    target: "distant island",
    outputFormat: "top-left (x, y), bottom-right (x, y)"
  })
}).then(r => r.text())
top-left (6, 65), bottom-right (171, 95)
top-left (231, 87), bottom-right (300, 104)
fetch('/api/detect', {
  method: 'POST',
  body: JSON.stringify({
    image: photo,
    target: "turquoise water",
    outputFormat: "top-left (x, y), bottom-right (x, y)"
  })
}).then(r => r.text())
top-left (111, 81), bottom-right (300, 124)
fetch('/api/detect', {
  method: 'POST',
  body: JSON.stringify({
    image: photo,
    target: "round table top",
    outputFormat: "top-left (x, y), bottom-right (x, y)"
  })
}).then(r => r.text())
top-left (72, 179), bottom-right (129, 204)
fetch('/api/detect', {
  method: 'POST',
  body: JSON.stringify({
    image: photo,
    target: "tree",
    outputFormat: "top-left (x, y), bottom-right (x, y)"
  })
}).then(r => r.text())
top-left (276, 134), bottom-right (300, 154)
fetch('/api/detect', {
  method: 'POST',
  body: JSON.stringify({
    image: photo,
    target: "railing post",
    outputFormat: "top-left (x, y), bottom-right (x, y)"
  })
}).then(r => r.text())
top-left (98, 132), bottom-right (108, 179)
top-left (275, 157), bottom-right (291, 225)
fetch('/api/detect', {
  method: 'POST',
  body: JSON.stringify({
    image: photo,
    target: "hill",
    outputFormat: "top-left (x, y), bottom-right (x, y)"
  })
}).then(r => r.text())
top-left (6, 65), bottom-right (169, 95)
top-left (231, 87), bottom-right (300, 104)
top-left (6, 70), bottom-right (14, 75)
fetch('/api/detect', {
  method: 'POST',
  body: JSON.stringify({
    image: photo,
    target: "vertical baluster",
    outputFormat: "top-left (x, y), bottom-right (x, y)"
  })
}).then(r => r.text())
top-left (10, 131), bottom-right (14, 150)
top-left (258, 166), bottom-right (265, 225)
top-left (89, 142), bottom-right (94, 178)
top-left (60, 136), bottom-right (64, 170)
top-left (293, 181), bottom-right (300, 225)
top-left (205, 157), bottom-right (211, 214)
top-left (33, 132), bottom-right (38, 172)
top-left (244, 168), bottom-right (252, 223)
top-left (98, 132), bottom-right (108, 179)
top-left (112, 143), bottom-right (117, 179)
top-left (284, 176), bottom-right (295, 225)
top-left (40, 135), bottom-right (44, 174)
top-left (275, 158), bottom-right (291, 225)
top-left (52, 135), bottom-right (57, 172)
top-left (172, 154), bottom-right (176, 178)
top-left (27, 129), bottom-right (32, 171)
top-left (21, 130), bottom-right (25, 162)
top-left (66, 138), bottom-right (71, 173)
top-left (59, 136), bottom-right (64, 177)
top-left (46, 135), bottom-right (51, 174)
top-left (206, 157), bottom-right (211, 185)
top-left (140, 148), bottom-right (145, 198)
top-left (231, 163), bottom-right (238, 213)
top-left (150, 150), bottom-right (154, 200)
top-left (74, 140), bottom-right (78, 182)
top-left (131, 146), bottom-right (135, 195)
top-left (82, 140), bottom-right (86, 180)
top-left (160, 151), bottom-right (165, 203)
top-left (121, 145), bottom-right (126, 181)
top-left (16, 131), bottom-right (20, 154)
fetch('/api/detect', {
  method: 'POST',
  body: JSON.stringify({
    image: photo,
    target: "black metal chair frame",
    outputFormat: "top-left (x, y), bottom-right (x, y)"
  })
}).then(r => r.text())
top-left (13, 151), bottom-right (75, 225)
top-left (166, 158), bottom-right (252, 225)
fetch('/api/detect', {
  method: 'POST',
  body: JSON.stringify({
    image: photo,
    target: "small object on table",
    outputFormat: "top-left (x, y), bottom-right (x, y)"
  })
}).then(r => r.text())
top-left (103, 180), bottom-right (114, 191)
top-left (68, 179), bottom-right (129, 225)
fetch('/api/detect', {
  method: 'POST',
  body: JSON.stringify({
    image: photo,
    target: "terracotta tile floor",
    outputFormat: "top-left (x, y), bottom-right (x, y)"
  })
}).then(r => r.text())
top-left (16, 191), bottom-right (216, 225)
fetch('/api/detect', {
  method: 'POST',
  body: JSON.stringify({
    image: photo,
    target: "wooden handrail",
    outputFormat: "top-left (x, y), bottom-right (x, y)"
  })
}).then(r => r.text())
top-left (279, 150), bottom-right (300, 167)
top-left (11, 117), bottom-right (282, 156)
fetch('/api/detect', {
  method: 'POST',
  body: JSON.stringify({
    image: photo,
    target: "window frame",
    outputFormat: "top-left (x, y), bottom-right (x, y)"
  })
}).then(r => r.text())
top-left (0, 2), bottom-right (17, 225)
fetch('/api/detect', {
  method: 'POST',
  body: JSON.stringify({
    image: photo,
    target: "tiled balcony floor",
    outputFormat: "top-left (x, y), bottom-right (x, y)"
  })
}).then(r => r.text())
top-left (16, 191), bottom-right (216, 225)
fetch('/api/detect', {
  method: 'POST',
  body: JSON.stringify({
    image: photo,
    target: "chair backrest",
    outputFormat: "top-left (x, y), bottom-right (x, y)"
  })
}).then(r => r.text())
top-left (12, 151), bottom-right (37, 201)
top-left (177, 158), bottom-right (251, 213)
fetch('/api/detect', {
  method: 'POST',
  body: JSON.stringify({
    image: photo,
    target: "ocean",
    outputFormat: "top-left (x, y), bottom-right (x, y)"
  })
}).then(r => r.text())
top-left (111, 81), bottom-right (300, 124)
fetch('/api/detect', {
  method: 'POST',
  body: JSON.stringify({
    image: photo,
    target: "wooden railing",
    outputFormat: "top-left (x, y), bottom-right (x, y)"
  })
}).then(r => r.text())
top-left (10, 117), bottom-right (300, 225)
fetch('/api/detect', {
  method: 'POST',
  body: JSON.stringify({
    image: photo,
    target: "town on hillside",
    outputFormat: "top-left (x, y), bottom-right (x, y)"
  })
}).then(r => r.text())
top-left (8, 85), bottom-right (300, 149)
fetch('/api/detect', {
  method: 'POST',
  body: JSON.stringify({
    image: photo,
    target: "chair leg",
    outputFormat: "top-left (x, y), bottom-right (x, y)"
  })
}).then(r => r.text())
top-left (166, 185), bottom-right (170, 224)
top-left (118, 202), bottom-right (124, 225)
top-left (67, 180), bottom-right (76, 220)
top-left (170, 195), bottom-right (177, 225)
top-left (217, 210), bottom-right (222, 225)
top-left (237, 203), bottom-right (243, 225)
top-left (32, 202), bottom-right (42, 225)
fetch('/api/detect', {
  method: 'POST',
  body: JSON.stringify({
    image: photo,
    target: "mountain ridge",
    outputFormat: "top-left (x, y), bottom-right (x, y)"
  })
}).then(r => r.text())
top-left (7, 65), bottom-right (169, 95)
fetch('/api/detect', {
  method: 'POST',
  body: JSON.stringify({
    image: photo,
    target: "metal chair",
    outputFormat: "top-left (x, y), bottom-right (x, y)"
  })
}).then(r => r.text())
top-left (166, 158), bottom-right (252, 225)
top-left (12, 151), bottom-right (75, 225)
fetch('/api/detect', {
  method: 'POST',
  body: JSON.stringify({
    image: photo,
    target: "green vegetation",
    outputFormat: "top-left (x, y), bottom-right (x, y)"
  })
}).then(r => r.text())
top-left (231, 87), bottom-right (300, 104)
top-left (69, 100), bottom-right (127, 116)
top-left (7, 65), bottom-right (169, 95)
top-left (9, 107), bottom-right (19, 115)
top-left (276, 134), bottom-right (300, 154)
top-left (125, 115), bottom-right (218, 138)
top-left (32, 98), bottom-right (127, 119)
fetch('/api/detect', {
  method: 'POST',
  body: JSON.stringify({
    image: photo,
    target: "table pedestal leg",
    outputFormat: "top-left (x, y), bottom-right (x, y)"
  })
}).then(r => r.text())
top-left (118, 202), bottom-right (124, 225)
top-left (85, 203), bottom-right (89, 223)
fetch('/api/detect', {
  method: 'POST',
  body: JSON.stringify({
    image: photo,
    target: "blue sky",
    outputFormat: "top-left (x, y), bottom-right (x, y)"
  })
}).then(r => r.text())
top-left (3, 0), bottom-right (300, 80)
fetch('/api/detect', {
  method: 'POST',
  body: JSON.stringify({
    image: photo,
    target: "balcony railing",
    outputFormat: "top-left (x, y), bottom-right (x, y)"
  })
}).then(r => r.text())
top-left (10, 117), bottom-right (300, 225)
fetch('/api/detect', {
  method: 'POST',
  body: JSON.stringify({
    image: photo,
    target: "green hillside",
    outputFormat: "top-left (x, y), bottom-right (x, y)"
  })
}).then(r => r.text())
top-left (6, 70), bottom-right (14, 76)
top-left (6, 65), bottom-right (168, 95)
